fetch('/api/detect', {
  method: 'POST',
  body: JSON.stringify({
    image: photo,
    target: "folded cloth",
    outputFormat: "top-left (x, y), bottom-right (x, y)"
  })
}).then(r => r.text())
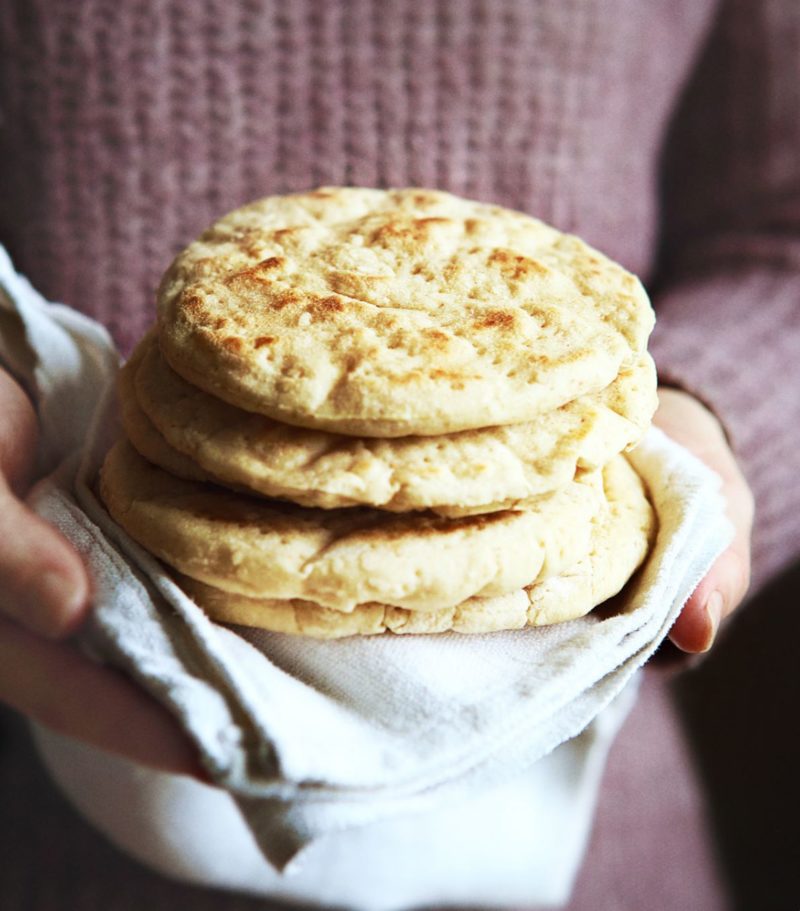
top-left (0, 247), bottom-right (732, 907)
top-left (31, 684), bottom-right (637, 911)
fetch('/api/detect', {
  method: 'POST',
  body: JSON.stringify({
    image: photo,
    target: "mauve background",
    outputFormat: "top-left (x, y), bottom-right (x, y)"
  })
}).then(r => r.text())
top-left (1, 0), bottom-right (799, 908)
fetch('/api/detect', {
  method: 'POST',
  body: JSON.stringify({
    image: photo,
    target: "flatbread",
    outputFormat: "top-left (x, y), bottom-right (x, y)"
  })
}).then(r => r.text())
top-left (130, 330), bottom-right (656, 513)
top-left (157, 188), bottom-right (654, 436)
top-left (99, 440), bottom-right (605, 613)
top-left (178, 456), bottom-right (656, 637)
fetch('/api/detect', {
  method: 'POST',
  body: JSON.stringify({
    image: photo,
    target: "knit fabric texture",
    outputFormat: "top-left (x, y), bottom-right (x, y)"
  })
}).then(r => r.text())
top-left (0, 0), bottom-right (798, 589)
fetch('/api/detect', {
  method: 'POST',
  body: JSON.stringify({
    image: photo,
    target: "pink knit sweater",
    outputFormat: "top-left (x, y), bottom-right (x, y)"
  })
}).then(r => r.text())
top-left (0, 0), bottom-right (797, 590)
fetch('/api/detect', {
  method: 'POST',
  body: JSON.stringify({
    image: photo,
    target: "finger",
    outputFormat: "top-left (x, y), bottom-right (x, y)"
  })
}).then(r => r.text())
top-left (0, 369), bottom-right (91, 637)
top-left (0, 613), bottom-right (207, 780)
top-left (0, 482), bottom-right (91, 638)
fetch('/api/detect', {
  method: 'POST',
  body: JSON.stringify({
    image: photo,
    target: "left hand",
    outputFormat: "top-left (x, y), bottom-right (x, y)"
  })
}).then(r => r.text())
top-left (653, 387), bottom-right (754, 653)
top-left (0, 368), bottom-right (206, 779)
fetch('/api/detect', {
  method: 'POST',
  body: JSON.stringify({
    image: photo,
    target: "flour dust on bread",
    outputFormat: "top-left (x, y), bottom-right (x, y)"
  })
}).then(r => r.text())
top-left (131, 330), bottom-right (656, 514)
top-left (156, 188), bottom-right (655, 437)
top-left (176, 457), bottom-right (656, 638)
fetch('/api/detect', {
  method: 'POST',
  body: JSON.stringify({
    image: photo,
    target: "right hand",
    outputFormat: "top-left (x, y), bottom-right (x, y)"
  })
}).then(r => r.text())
top-left (0, 367), bottom-right (206, 779)
top-left (653, 388), bottom-right (754, 653)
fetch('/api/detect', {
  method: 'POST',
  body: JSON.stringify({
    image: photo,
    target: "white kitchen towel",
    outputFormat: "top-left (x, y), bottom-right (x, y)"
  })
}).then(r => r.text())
top-left (32, 680), bottom-right (638, 911)
top-left (0, 247), bottom-right (732, 894)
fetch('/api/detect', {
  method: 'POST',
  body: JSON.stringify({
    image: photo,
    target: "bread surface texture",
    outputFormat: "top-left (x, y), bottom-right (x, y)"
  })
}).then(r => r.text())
top-left (157, 187), bottom-right (655, 436)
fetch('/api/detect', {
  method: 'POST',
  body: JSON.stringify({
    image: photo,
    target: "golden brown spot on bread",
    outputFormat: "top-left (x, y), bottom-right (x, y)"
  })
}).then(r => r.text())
top-left (371, 221), bottom-right (411, 244)
top-left (443, 258), bottom-right (466, 283)
top-left (372, 217), bottom-right (455, 247)
top-left (222, 335), bottom-right (244, 353)
top-left (422, 328), bottom-right (450, 347)
top-left (387, 368), bottom-right (424, 386)
top-left (465, 218), bottom-right (486, 236)
top-left (254, 335), bottom-right (276, 348)
top-left (256, 256), bottom-right (285, 271)
top-left (430, 368), bottom-right (483, 390)
top-left (183, 293), bottom-right (207, 316)
top-left (473, 309), bottom-right (517, 330)
top-left (488, 248), bottom-right (548, 281)
top-left (416, 217), bottom-right (451, 228)
top-left (272, 289), bottom-right (304, 310)
top-left (307, 295), bottom-right (346, 322)
top-left (225, 257), bottom-right (286, 291)
top-left (317, 295), bottom-right (345, 313)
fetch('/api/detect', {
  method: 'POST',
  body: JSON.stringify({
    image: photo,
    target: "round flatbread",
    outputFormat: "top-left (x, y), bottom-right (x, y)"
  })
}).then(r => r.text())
top-left (157, 188), bottom-right (654, 437)
top-left (130, 330), bottom-right (656, 514)
top-left (178, 456), bottom-right (656, 637)
top-left (99, 440), bottom-right (606, 613)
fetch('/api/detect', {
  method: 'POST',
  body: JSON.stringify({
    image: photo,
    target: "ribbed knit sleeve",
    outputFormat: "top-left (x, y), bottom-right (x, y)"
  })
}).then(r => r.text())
top-left (650, 0), bottom-right (800, 590)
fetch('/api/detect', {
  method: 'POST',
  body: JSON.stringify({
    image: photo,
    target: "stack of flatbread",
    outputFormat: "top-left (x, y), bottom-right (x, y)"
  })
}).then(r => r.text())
top-left (100, 188), bottom-right (659, 638)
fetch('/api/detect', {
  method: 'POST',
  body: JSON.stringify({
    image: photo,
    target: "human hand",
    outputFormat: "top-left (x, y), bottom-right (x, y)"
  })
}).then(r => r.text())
top-left (653, 387), bottom-right (754, 653)
top-left (0, 368), bottom-right (205, 778)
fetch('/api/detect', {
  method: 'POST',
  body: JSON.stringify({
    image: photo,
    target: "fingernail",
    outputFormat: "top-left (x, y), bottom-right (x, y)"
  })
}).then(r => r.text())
top-left (701, 591), bottom-right (724, 652)
top-left (29, 570), bottom-right (86, 637)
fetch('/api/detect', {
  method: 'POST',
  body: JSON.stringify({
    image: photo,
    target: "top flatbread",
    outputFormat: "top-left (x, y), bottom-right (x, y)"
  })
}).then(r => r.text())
top-left (157, 188), bottom-right (654, 437)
